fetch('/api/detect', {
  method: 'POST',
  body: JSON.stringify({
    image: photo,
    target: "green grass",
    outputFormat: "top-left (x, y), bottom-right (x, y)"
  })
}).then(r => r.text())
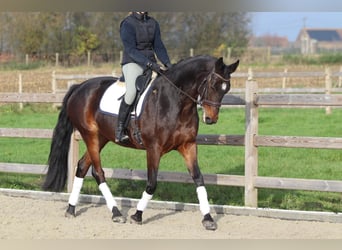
top-left (0, 104), bottom-right (341, 212)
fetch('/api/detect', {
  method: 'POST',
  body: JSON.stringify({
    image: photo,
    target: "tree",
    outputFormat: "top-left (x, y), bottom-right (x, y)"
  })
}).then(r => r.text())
top-left (8, 13), bottom-right (46, 56)
top-left (153, 12), bottom-right (250, 59)
top-left (74, 26), bottom-right (100, 56)
top-left (85, 12), bottom-right (126, 62)
top-left (0, 13), bottom-right (12, 53)
top-left (1, 12), bottom-right (251, 65)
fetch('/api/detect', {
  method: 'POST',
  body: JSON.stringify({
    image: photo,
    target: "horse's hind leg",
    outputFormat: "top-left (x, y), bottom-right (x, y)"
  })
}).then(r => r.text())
top-left (66, 136), bottom-right (125, 223)
top-left (65, 152), bottom-right (92, 217)
top-left (178, 142), bottom-right (217, 230)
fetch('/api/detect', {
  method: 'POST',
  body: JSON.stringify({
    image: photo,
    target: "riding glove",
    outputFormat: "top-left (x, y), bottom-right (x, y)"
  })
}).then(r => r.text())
top-left (146, 61), bottom-right (162, 73)
top-left (165, 62), bottom-right (173, 69)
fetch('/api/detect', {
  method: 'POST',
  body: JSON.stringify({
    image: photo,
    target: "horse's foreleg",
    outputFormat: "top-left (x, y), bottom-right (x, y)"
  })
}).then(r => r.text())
top-left (82, 137), bottom-right (126, 223)
top-left (98, 181), bottom-right (125, 223)
top-left (91, 161), bottom-right (126, 223)
top-left (178, 142), bottom-right (217, 230)
top-left (130, 149), bottom-right (160, 224)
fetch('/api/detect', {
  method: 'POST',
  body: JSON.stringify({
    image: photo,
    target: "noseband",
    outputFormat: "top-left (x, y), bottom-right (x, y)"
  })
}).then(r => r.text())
top-left (159, 70), bottom-right (229, 108)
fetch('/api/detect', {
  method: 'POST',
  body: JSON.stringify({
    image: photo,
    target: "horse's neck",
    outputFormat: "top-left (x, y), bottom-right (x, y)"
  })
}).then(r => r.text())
top-left (166, 57), bottom-right (213, 100)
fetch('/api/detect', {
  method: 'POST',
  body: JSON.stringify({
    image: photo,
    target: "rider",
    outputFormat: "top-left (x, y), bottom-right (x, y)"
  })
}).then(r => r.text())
top-left (116, 12), bottom-right (172, 143)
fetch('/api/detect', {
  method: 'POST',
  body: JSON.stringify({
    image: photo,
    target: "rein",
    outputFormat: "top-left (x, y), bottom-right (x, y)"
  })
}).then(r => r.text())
top-left (159, 71), bottom-right (201, 105)
top-left (211, 71), bottom-right (231, 82)
top-left (159, 70), bottom-right (229, 107)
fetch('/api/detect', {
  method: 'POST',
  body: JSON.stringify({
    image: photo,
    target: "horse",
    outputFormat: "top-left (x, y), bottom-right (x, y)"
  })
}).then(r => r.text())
top-left (42, 55), bottom-right (239, 230)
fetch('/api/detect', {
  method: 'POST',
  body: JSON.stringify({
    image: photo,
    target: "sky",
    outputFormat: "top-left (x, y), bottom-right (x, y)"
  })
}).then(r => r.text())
top-left (249, 12), bottom-right (342, 42)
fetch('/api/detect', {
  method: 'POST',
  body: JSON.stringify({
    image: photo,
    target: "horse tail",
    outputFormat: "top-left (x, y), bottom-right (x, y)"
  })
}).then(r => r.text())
top-left (42, 84), bottom-right (80, 192)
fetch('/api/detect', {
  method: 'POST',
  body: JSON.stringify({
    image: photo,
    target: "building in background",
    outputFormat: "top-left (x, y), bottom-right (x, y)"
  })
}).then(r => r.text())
top-left (296, 28), bottom-right (342, 54)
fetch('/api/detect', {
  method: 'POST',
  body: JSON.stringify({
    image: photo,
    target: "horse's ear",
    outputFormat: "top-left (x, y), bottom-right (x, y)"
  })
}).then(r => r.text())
top-left (215, 57), bottom-right (225, 72)
top-left (227, 59), bottom-right (239, 73)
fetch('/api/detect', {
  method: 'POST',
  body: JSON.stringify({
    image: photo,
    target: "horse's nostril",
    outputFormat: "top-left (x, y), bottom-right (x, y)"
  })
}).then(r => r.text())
top-left (205, 116), bottom-right (218, 125)
top-left (205, 117), bottom-right (213, 124)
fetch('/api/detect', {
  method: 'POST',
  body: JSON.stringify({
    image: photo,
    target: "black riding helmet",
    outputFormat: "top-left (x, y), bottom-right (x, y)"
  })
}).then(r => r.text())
top-left (133, 12), bottom-right (148, 21)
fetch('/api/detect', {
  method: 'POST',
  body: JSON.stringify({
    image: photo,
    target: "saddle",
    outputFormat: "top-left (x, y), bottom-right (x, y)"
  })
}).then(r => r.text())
top-left (129, 69), bottom-right (152, 113)
top-left (99, 70), bottom-right (153, 145)
top-left (99, 70), bottom-right (153, 117)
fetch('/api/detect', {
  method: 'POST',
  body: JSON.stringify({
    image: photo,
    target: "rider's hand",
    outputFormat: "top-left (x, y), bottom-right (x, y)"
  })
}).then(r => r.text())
top-left (165, 62), bottom-right (173, 69)
top-left (146, 62), bottom-right (162, 73)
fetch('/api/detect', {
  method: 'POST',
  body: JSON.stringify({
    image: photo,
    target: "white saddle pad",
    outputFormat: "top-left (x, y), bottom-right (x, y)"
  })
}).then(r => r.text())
top-left (99, 79), bottom-right (151, 117)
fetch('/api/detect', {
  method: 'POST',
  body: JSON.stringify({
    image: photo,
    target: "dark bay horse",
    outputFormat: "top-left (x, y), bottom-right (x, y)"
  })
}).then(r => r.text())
top-left (43, 55), bottom-right (239, 230)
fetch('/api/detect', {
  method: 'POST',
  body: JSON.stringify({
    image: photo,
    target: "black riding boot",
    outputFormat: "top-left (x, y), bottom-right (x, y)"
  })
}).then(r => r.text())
top-left (115, 100), bottom-right (131, 143)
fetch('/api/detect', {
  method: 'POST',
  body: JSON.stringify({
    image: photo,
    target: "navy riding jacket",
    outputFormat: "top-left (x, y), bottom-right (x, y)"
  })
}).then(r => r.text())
top-left (120, 13), bottom-right (171, 68)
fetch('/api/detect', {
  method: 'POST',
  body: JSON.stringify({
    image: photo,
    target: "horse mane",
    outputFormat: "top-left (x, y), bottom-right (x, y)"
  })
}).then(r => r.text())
top-left (157, 55), bottom-right (215, 86)
top-left (172, 55), bottom-right (214, 73)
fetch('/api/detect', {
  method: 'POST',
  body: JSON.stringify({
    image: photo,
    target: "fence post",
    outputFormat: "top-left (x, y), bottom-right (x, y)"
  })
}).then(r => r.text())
top-left (51, 71), bottom-right (57, 109)
top-left (55, 53), bottom-right (59, 67)
top-left (226, 47), bottom-right (231, 62)
top-left (325, 67), bottom-right (332, 115)
top-left (282, 68), bottom-right (288, 93)
top-left (87, 51), bottom-right (91, 67)
top-left (267, 46), bottom-right (271, 63)
top-left (247, 67), bottom-right (253, 81)
top-left (339, 66), bottom-right (342, 87)
top-left (67, 130), bottom-right (79, 192)
top-left (51, 71), bottom-right (56, 93)
top-left (18, 73), bottom-right (23, 110)
top-left (244, 79), bottom-right (258, 207)
top-left (119, 51), bottom-right (123, 64)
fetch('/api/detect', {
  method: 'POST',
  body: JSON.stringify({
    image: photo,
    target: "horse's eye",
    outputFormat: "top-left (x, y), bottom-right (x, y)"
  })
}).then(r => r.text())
top-left (221, 83), bottom-right (228, 91)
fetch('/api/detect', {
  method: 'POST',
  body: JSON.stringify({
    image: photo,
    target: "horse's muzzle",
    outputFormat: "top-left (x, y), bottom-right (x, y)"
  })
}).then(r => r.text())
top-left (202, 108), bottom-right (218, 124)
top-left (204, 116), bottom-right (217, 124)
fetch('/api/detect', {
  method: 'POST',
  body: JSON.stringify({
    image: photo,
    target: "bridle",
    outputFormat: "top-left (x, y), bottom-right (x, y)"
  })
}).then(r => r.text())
top-left (197, 71), bottom-right (230, 108)
top-left (159, 69), bottom-right (230, 108)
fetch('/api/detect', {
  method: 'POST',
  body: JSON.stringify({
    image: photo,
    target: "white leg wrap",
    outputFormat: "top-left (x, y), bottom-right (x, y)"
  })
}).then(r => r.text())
top-left (137, 191), bottom-right (153, 211)
top-left (99, 182), bottom-right (117, 211)
top-left (68, 177), bottom-right (84, 206)
top-left (196, 186), bottom-right (210, 215)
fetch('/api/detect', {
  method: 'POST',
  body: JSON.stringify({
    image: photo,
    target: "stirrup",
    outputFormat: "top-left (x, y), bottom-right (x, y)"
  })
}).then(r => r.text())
top-left (115, 130), bottom-right (129, 143)
top-left (119, 134), bottom-right (129, 143)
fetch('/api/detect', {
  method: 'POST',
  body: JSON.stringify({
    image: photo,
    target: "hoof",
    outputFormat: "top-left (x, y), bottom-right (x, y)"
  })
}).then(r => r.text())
top-left (202, 214), bottom-right (217, 231)
top-left (112, 215), bottom-right (126, 224)
top-left (65, 204), bottom-right (76, 218)
top-left (202, 220), bottom-right (217, 230)
top-left (130, 210), bottom-right (143, 225)
top-left (65, 211), bottom-right (76, 218)
top-left (112, 206), bottom-right (126, 224)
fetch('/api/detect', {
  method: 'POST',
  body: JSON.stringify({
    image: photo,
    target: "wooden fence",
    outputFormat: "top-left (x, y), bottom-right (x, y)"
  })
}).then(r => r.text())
top-left (6, 67), bottom-right (342, 94)
top-left (244, 81), bottom-right (342, 207)
top-left (50, 67), bottom-right (342, 95)
top-left (5, 67), bottom-right (342, 114)
top-left (1, 77), bottom-right (342, 210)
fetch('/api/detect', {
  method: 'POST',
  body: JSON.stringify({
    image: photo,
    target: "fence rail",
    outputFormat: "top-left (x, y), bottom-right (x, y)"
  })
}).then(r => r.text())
top-left (2, 67), bottom-right (342, 95)
top-left (1, 77), bottom-right (342, 215)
